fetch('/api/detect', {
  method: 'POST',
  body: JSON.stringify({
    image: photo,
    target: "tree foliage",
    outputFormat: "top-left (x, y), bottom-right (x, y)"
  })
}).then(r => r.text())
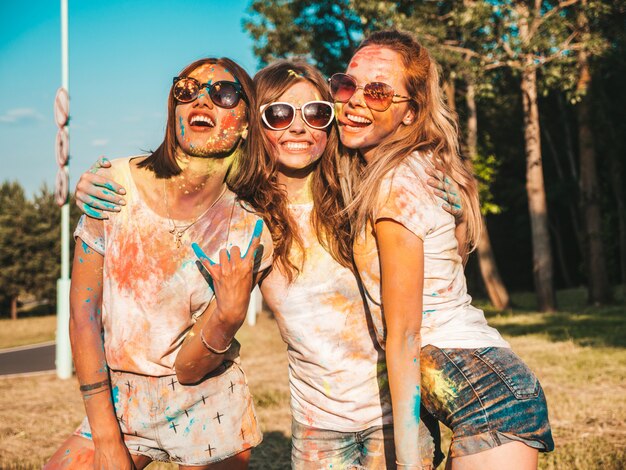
top-left (244, 0), bottom-right (626, 303)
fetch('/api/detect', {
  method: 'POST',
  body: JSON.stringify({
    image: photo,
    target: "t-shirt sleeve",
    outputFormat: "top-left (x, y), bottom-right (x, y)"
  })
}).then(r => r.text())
top-left (73, 214), bottom-right (106, 255)
top-left (374, 162), bottom-right (436, 241)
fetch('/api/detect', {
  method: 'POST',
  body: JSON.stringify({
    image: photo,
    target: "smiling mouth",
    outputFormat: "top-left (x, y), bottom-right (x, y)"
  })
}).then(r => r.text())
top-left (189, 115), bottom-right (215, 128)
top-left (343, 113), bottom-right (372, 130)
top-left (282, 141), bottom-right (312, 151)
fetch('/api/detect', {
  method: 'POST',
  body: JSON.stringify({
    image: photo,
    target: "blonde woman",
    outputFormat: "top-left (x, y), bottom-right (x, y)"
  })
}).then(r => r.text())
top-left (331, 30), bottom-right (554, 469)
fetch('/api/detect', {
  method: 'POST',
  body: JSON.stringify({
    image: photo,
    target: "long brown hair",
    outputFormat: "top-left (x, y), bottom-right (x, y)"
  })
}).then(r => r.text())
top-left (138, 57), bottom-right (255, 180)
top-left (231, 60), bottom-right (351, 280)
top-left (340, 30), bottom-right (481, 252)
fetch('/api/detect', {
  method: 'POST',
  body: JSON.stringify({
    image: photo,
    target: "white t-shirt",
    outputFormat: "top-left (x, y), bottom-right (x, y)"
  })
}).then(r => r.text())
top-left (261, 202), bottom-right (392, 432)
top-left (353, 152), bottom-right (509, 350)
top-left (74, 156), bottom-right (273, 376)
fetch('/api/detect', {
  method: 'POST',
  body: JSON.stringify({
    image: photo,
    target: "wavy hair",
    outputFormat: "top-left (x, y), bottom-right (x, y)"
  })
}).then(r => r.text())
top-left (340, 30), bottom-right (481, 253)
top-left (231, 59), bottom-right (351, 280)
top-left (138, 57), bottom-right (255, 181)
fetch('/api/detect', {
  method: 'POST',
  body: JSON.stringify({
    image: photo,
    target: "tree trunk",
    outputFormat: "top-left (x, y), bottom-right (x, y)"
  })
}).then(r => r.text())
top-left (576, 13), bottom-right (612, 304)
top-left (521, 65), bottom-right (556, 311)
top-left (477, 217), bottom-right (511, 309)
top-left (10, 296), bottom-right (18, 320)
top-left (443, 79), bottom-right (456, 116)
top-left (465, 81), bottom-right (510, 310)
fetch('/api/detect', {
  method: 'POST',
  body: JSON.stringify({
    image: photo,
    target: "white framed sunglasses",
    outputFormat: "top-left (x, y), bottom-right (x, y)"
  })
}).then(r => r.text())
top-left (260, 101), bottom-right (335, 131)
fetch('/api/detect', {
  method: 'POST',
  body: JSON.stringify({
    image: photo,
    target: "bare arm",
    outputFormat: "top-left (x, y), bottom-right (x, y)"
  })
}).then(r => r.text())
top-left (75, 157), bottom-right (127, 219)
top-left (376, 219), bottom-right (424, 468)
top-left (71, 237), bottom-right (134, 468)
top-left (425, 167), bottom-right (469, 263)
top-left (175, 223), bottom-right (263, 384)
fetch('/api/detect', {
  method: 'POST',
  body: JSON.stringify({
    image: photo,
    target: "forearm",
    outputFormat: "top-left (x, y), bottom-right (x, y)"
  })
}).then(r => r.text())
top-left (70, 298), bottom-right (121, 444)
top-left (175, 303), bottom-right (239, 384)
top-left (387, 330), bottom-right (422, 466)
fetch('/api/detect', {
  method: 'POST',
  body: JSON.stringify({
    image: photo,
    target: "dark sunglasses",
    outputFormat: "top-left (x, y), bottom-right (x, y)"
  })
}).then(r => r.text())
top-left (328, 73), bottom-right (413, 112)
top-left (260, 101), bottom-right (335, 131)
top-left (172, 76), bottom-right (245, 109)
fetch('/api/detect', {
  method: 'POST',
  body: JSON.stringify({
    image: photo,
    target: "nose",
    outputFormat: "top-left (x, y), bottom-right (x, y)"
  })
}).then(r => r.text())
top-left (289, 109), bottom-right (306, 133)
top-left (194, 86), bottom-right (214, 109)
top-left (347, 86), bottom-right (366, 108)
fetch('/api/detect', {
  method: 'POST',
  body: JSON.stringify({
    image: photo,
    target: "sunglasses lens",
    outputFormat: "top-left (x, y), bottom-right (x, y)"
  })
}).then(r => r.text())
top-left (329, 74), bottom-right (356, 102)
top-left (263, 103), bottom-right (295, 130)
top-left (210, 81), bottom-right (242, 109)
top-left (363, 82), bottom-right (394, 111)
top-left (173, 78), bottom-right (199, 103)
top-left (303, 102), bottom-right (334, 128)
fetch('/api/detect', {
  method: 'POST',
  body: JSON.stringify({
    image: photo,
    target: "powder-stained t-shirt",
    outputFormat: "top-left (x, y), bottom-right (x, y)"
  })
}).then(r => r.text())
top-left (353, 152), bottom-right (509, 350)
top-left (74, 156), bottom-right (273, 377)
top-left (261, 202), bottom-right (392, 432)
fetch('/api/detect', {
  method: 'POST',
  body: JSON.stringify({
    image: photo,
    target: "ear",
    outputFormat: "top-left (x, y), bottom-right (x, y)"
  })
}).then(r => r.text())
top-left (402, 108), bottom-right (415, 126)
top-left (241, 127), bottom-right (249, 140)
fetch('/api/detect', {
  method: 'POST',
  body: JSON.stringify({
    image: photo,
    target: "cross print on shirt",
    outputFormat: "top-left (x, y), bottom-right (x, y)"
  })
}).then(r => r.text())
top-left (170, 421), bottom-right (179, 433)
top-left (168, 378), bottom-right (177, 391)
top-left (214, 411), bottom-right (223, 424)
top-left (205, 444), bottom-right (215, 456)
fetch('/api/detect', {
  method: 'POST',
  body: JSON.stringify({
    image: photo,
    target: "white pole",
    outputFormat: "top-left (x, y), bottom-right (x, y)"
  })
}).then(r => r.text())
top-left (246, 286), bottom-right (262, 326)
top-left (56, 0), bottom-right (72, 379)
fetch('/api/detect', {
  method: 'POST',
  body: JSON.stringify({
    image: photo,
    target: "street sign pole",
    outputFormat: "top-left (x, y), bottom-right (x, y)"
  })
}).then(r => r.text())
top-left (55, 0), bottom-right (72, 379)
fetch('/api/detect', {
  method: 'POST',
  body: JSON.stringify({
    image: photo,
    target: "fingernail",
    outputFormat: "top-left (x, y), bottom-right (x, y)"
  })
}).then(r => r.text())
top-left (102, 157), bottom-right (109, 163)
top-left (443, 203), bottom-right (450, 209)
top-left (118, 199), bottom-right (126, 205)
top-left (118, 188), bottom-right (126, 195)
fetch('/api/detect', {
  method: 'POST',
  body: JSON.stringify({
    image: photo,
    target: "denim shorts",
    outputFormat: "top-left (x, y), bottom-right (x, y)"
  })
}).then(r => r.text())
top-left (74, 361), bottom-right (262, 465)
top-left (291, 416), bottom-right (441, 470)
top-left (420, 345), bottom-right (554, 458)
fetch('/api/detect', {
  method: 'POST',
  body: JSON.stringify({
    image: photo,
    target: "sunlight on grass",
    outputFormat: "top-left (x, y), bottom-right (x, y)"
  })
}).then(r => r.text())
top-left (0, 288), bottom-right (624, 468)
top-left (0, 315), bottom-right (56, 349)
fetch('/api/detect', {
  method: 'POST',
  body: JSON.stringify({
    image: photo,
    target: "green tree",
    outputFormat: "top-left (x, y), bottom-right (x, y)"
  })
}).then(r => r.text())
top-left (0, 182), bottom-right (30, 319)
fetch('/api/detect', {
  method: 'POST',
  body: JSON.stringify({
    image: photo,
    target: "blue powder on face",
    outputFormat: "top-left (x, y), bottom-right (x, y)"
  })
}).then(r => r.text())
top-left (179, 116), bottom-right (185, 137)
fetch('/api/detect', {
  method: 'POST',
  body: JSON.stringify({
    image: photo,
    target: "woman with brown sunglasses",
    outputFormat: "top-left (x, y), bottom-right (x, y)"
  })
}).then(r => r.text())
top-left (44, 57), bottom-right (274, 470)
top-left (332, 30), bottom-right (554, 469)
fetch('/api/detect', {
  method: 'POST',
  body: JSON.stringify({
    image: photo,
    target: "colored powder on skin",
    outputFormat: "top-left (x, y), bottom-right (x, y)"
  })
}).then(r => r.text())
top-left (81, 240), bottom-right (92, 254)
top-left (179, 116), bottom-right (185, 137)
top-left (413, 386), bottom-right (421, 423)
top-left (102, 182), bottom-right (117, 192)
top-left (111, 385), bottom-right (120, 404)
top-left (82, 204), bottom-right (102, 219)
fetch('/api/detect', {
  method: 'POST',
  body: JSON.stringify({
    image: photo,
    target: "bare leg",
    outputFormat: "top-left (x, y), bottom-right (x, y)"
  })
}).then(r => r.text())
top-left (449, 441), bottom-right (538, 470)
top-left (179, 449), bottom-right (251, 470)
top-left (44, 435), bottom-right (152, 469)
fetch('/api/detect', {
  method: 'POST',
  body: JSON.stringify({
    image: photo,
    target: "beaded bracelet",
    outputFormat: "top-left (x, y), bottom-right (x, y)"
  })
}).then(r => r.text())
top-left (200, 328), bottom-right (232, 355)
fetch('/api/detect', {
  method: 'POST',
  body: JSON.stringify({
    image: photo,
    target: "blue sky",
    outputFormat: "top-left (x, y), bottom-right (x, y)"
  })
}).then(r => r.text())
top-left (0, 0), bottom-right (260, 196)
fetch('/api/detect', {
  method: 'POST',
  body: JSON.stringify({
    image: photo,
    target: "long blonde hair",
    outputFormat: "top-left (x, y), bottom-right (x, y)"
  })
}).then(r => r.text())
top-left (340, 30), bottom-right (481, 253)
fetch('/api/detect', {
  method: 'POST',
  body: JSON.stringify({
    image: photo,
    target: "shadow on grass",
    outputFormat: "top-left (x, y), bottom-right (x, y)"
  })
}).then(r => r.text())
top-left (250, 430), bottom-right (291, 469)
top-left (483, 305), bottom-right (626, 349)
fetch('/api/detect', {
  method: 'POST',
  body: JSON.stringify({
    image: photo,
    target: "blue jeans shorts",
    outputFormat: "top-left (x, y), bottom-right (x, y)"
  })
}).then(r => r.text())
top-left (74, 361), bottom-right (262, 465)
top-left (420, 345), bottom-right (555, 458)
top-left (291, 416), bottom-right (440, 470)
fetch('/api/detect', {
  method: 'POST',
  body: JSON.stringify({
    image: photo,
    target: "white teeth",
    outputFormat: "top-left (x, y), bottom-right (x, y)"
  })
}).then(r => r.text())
top-left (190, 115), bottom-right (215, 126)
top-left (346, 113), bottom-right (372, 124)
top-left (283, 142), bottom-right (310, 150)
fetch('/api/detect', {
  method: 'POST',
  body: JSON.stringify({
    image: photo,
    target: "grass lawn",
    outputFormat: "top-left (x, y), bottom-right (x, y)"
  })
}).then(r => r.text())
top-left (0, 288), bottom-right (624, 468)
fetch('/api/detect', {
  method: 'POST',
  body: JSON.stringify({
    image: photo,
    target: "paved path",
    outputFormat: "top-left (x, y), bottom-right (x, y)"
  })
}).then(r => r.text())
top-left (0, 342), bottom-right (56, 377)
